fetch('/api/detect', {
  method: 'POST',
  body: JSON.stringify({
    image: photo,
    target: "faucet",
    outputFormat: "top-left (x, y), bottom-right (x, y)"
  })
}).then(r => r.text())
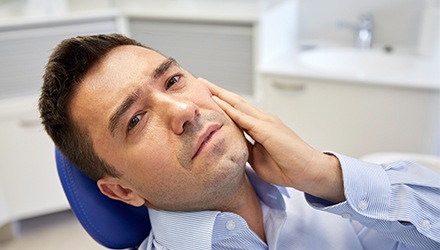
top-left (356, 14), bottom-right (374, 49)
top-left (337, 13), bottom-right (374, 49)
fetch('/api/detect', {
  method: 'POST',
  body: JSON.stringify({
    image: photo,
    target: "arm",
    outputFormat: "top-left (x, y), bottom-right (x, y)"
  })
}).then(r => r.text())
top-left (203, 79), bottom-right (440, 247)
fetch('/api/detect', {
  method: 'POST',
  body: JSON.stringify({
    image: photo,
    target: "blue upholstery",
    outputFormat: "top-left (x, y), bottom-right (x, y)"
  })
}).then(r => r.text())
top-left (55, 147), bottom-right (151, 249)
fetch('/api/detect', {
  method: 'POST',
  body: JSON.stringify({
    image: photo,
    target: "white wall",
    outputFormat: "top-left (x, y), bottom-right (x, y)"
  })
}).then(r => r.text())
top-left (298, 0), bottom-right (424, 48)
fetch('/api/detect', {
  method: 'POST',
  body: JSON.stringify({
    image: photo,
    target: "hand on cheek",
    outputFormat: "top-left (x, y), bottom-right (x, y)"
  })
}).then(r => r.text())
top-left (199, 77), bottom-right (345, 203)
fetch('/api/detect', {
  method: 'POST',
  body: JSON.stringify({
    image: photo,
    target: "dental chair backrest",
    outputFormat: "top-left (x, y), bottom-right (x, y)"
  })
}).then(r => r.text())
top-left (55, 147), bottom-right (151, 249)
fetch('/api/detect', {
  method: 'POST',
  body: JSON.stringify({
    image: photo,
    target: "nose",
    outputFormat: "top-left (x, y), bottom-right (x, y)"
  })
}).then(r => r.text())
top-left (155, 94), bottom-right (200, 134)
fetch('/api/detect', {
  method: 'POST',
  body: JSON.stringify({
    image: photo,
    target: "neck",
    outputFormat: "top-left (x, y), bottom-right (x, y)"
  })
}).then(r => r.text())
top-left (217, 174), bottom-right (266, 243)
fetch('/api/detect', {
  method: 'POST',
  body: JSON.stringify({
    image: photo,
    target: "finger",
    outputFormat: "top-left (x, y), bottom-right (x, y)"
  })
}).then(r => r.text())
top-left (201, 78), bottom-right (247, 106)
top-left (213, 95), bottom-right (272, 147)
top-left (200, 78), bottom-right (266, 119)
top-left (199, 77), bottom-right (228, 97)
top-left (212, 96), bottom-right (258, 132)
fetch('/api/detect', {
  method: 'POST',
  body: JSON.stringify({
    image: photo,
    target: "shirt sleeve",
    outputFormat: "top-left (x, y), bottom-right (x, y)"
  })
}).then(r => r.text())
top-left (305, 153), bottom-right (440, 249)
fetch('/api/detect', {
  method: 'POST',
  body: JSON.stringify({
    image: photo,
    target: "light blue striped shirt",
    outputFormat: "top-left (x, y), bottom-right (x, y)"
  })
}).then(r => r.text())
top-left (139, 153), bottom-right (440, 249)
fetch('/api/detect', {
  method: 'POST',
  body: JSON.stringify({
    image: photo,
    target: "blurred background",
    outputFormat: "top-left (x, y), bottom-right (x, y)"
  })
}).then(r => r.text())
top-left (0, 0), bottom-right (439, 249)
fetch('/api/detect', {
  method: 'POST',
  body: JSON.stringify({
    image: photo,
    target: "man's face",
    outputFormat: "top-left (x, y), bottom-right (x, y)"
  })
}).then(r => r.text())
top-left (69, 45), bottom-right (249, 211)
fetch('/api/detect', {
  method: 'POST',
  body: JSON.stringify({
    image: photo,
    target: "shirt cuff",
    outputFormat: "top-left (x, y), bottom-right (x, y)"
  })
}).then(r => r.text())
top-left (305, 152), bottom-right (392, 221)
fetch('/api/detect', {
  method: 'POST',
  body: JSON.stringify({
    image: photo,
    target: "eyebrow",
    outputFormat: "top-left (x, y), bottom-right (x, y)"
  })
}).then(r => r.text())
top-left (108, 57), bottom-right (178, 136)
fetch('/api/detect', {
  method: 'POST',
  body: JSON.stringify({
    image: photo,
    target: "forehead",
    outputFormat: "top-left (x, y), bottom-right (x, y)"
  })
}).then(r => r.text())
top-left (77, 45), bottom-right (166, 95)
top-left (99, 45), bottom-right (166, 77)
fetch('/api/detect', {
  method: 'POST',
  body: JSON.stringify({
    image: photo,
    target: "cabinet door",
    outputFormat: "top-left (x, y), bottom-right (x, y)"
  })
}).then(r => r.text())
top-left (0, 101), bottom-right (68, 220)
top-left (129, 19), bottom-right (254, 96)
top-left (262, 75), bottom-right (440, 157)
top-left (0, 16), bottom-right (118, 99)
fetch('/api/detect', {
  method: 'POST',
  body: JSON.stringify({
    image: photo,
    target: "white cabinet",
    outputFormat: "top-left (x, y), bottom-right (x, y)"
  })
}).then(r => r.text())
top-left (0, 97), bottom-right (69, 222)
top-left (261, 74), bottom-right (440, 157)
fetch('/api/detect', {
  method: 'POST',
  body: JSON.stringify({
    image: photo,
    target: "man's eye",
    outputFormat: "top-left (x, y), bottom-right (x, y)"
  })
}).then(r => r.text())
top-left (128, 114), bottom-right (143, 131)
top-left (166, 75), bottom-right (181, 90)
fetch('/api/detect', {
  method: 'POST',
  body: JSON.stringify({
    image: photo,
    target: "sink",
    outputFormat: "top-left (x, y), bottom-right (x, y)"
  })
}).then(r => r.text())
top-left (298, 48), bottom-right (416, 74)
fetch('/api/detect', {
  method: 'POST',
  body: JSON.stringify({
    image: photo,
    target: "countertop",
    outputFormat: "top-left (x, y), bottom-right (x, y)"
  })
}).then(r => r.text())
top-left (260, 47), bottom-right (440, 90)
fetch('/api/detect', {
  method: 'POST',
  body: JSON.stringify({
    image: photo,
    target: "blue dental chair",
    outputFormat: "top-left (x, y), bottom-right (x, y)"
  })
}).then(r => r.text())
top-left (55, 147), bottom-right (151, 249)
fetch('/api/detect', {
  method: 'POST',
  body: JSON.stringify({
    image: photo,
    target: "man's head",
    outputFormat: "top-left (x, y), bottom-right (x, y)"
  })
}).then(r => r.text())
top-left (39, 34), bottom-right (249, 211)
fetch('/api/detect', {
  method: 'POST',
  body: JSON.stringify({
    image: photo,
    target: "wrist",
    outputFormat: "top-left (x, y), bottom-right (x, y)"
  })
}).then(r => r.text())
top-left (305, 153), bottom-right (345, 203)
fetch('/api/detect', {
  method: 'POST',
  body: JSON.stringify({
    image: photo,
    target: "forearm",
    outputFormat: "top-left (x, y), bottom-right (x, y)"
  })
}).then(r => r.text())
top-left (306, 153), bottom-right (440, 248)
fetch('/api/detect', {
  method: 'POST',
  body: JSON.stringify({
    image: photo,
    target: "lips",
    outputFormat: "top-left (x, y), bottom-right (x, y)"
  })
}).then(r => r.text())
top-left (192, 123), bottom-right (222, 159)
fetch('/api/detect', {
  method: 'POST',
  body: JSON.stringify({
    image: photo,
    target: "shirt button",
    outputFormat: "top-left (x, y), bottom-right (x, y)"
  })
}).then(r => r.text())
top-left (226, 220), bottom-right (236, 231)
top-left (341, 213), bottom-right (352, 219)
top-left (358, 200), bottom-right (369, 210)
top-left (421, 219), bottom-right (431, 229)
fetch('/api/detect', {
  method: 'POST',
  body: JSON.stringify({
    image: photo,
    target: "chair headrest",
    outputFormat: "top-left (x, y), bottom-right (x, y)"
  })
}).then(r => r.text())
top-left (55, 147), bottom-right (151, 249)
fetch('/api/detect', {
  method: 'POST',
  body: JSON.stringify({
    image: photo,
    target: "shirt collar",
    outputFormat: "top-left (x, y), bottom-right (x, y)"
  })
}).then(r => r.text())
top-left (147, 166), bottom-right (288, 250)
top-left (246, 166), bottom-right (288, 210)
top-left (148, 208), bottom-right (219, 250)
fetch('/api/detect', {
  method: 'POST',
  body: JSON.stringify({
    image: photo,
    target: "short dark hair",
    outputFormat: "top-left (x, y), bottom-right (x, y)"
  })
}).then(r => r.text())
top-left (39, 33), bottom-right (152, 181)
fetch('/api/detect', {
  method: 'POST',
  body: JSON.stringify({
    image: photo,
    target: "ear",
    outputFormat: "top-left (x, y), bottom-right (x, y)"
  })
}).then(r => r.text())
top-left (97, 177), bottom-right (145, 207)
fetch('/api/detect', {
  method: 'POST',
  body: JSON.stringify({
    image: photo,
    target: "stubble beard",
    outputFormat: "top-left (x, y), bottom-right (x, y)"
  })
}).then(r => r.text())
top-left (177, 111), bottom-right (247, 170)
top-left (174, 111), bottom-right (250, 210)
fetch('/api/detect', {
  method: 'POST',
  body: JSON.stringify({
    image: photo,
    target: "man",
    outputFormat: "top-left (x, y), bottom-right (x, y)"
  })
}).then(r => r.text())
top-left (39, 34), bottom-right (439, 249)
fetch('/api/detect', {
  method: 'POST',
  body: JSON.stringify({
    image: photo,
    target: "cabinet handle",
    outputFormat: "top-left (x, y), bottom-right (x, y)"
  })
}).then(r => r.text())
top-left (271, 81), bottom-right (306, 91)
top-left (20, 119), bottom-right (41, 128)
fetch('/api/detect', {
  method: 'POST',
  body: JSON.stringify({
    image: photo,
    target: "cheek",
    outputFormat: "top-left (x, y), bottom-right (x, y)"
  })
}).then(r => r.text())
top-left (126, 147), bottom-right (175, 189)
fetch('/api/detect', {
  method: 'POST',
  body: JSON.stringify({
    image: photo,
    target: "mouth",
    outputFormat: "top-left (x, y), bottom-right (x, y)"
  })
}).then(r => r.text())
top-left (192, 123), bottom-right (223, 160)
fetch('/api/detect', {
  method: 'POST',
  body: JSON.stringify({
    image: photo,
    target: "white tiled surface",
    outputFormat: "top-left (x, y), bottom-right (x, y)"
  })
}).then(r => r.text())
top-left (0, 210), bottom-right (106, 250)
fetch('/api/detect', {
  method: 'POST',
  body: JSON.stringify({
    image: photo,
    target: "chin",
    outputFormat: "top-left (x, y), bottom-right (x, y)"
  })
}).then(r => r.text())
top-left (230, 145), bottom-right (249, 168)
